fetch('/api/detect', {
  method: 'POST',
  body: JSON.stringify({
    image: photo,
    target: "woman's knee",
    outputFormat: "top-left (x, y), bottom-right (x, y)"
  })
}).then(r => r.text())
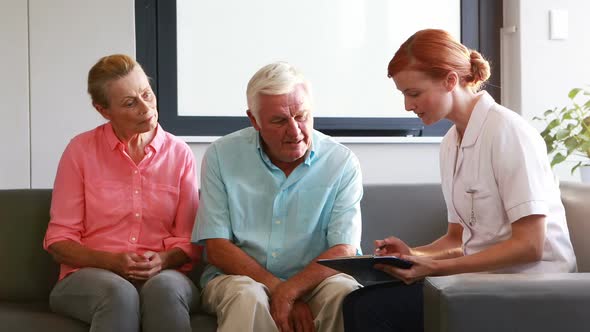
top-left (97, 275), bottom-right (140, 311)
top-left (140, 270), bottom-right (196, 306)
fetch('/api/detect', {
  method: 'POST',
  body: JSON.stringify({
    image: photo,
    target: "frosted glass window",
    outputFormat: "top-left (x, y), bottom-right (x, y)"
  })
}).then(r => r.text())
top-left (176, 0), bottom-right (460, 118)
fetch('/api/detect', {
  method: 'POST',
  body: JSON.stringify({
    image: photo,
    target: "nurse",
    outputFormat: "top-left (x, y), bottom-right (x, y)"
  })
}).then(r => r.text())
top-left (342, 29), bottom-right (576, 332)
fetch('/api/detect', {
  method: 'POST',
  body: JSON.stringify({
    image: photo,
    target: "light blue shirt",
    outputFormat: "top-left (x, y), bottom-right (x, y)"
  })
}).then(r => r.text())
top-left (192, 127), bottom-right (363, 288)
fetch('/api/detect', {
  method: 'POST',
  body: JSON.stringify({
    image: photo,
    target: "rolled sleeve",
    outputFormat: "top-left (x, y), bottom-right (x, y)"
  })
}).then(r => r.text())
top-left (165, 148), bottom-right (202, 263)
top-left (43, 141), bottom-right (85, 251)
top-left (326, 154), bottom-right (363, 249)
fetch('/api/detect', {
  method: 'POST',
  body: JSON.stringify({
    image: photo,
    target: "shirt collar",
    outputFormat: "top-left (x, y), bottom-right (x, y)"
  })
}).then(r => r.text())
top-left (104, 122), bottom-right (165, 153)
top-left (457, 91), bottom-right (495, 148)
top-left (255, 130), bottom-right (318, 168)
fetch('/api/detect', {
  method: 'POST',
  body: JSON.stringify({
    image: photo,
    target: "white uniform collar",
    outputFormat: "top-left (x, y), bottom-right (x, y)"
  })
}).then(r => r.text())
top-left (457, 91), bottom-right (495, 148)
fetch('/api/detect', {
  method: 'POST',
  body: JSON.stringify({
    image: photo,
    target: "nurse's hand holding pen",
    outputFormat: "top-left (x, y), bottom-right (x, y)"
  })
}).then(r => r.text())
top-left (374, 236), bottom-right (412, 257)
top-left (373, 236), bottom-right (438, 285)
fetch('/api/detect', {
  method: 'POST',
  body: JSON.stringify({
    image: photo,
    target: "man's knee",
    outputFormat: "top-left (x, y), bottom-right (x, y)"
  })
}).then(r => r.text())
top-left (207, 275), bottom-right (270, 311)
top-left (225, 276), bottom-right (269, 306)
top-left (316, 274), bottom-right (361, 301)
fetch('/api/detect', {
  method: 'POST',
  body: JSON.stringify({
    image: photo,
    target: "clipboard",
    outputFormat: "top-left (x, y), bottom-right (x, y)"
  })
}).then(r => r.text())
top-left (317, 255), bottom-right (413, 285)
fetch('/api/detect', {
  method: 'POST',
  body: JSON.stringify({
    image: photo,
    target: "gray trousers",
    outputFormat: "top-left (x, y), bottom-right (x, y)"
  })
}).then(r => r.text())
top-left (49, 267), bottom-right (199, 332)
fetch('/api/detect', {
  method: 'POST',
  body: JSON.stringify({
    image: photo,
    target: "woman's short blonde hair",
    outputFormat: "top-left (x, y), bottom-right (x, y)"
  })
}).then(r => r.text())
top-left (87, 54), bottom-right (140, 108)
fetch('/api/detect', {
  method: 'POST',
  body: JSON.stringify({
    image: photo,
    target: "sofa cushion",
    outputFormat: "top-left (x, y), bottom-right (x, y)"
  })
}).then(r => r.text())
top-left (560, 181), bottom-right (590, 272)
top-left (0, 190), bottom-right (58, 302)
top-left (360, 184), bottom-right (448, 252)
top-left (424, 273), bottom-right (590, 332)
top-left (0, 302), bottom-right (87, 332)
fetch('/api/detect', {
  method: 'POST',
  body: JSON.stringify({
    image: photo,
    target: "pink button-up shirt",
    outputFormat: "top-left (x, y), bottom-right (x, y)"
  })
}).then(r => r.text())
top-left (44, 123), bottom-right (201, 280)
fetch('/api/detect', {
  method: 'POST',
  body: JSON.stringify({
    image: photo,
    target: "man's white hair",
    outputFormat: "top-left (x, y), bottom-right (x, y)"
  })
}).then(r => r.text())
top-left (246, 62), bottom-right (311, 119)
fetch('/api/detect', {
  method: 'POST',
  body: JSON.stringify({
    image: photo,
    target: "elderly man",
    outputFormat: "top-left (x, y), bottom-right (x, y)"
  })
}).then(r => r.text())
top-left (192, 62), bottom-right (363, 332)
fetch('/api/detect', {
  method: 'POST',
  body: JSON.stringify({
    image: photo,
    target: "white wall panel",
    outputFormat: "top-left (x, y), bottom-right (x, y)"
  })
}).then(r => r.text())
top-left (0, 0), bottom-right (31, 188)
top-left (516, 0), bottom-right (590, 182)
top-left (29, 0), bottom-right (135, 188)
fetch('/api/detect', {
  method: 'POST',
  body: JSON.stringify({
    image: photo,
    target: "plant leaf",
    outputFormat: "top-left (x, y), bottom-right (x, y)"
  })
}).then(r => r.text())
top-left (544, 136), bottom-right (555, 153)
top-left (547, 119), bottom-right (560, 131)
top-left (565, 136), bottom-right (579, 154)
top-left (543, 109), bottom-right (554, 117)
top-left (569, 88), bottom-right (583, 100)
top-left (551, 153), bottom-right (567, 167)
top-left (581, 141), bottom-right (590, 158)
top-left (556, 129), bottom-right (570, 140)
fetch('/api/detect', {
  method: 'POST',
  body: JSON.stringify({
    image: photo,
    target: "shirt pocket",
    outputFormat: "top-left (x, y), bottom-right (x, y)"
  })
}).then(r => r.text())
top-left (465, 188), bottom-right (503, 236)
top-left (143, 182), bottom-right (180, 228)
top-left (293, 187), bottom-right (333, 233)
top-left (85, 180), bottom-right (130, 228)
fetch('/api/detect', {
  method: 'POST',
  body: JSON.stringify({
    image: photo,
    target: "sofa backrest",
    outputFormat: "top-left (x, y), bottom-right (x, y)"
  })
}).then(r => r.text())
top-left (0, 189), bottom-right (58, 302)
top-left (560, 181), bottom-right (590, 272)
top-left (0, 182), bottom-right (586, 302)
top-left (360, 184), bottom-right (448, 253)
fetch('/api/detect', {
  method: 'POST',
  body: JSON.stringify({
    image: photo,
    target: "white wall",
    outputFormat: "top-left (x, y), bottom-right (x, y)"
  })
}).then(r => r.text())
top-left (189, 142), bottom-right (441, 185)
top-left (0, 0), bottom-right (30, 188)
top-left (2, 0), bottom-right (587, 189)
top-left (28, 0), bottom-right (135, 188)
top-left (503, 0), bottom-right (590, 182)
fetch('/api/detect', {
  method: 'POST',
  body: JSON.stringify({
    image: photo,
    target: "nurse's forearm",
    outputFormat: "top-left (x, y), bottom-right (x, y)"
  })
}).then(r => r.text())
top-left (412, 223), bottom-right (464, 259)
top-left (413, 236), bottom-right (463, 260)
top-left (434, 215), bottom-right (545, 275)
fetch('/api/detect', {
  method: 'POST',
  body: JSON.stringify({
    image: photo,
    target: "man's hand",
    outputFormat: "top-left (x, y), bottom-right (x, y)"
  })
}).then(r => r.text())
top-left (270, 281), bottom-right (316, 332)
top-left (290, 301), bottom-right (315, 332)
top-left (270, 282), bottom-right (296, 332)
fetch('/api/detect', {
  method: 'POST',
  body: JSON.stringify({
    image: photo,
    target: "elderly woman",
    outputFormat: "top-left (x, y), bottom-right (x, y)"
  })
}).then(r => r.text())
top-left (43, 54), bottom-right (201, 332)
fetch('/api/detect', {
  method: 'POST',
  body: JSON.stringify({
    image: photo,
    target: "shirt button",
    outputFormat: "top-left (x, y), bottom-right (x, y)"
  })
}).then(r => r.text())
top-left (134, 190), bottom-right (139, 194)
top-left (133, 170), bottom-right (138, 174)
top-left (135, 213), bottom-right (140, 218)
top-left (275, 220), bottom-right (281, 224)
top-left (131, 237), bottom-right (136, 242)
top-left (272, 252), bottom-right (277, 258)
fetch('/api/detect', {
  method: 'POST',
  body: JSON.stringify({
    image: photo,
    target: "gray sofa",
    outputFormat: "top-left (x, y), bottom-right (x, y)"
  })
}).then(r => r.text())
top-left (0, 182), bottom-right (587, 331)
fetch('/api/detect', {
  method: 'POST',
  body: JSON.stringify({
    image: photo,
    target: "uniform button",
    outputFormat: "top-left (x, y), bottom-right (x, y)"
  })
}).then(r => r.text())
top-left (133, 170), bottom-right (138, 174)
top-left (135, 190), bottom-right (139, 194)
top-left (135, 213), bottom-right (140, 218)
top-left (131, 237), bottom-right (136, 242)
top-left (272, 252), bottom-right (277, 258)
top-left (275, 220), bottom-right (281, 224)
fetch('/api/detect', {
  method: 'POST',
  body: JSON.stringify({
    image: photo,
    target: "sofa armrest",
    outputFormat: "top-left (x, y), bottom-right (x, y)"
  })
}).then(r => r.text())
top-left (424, 273), bottom-right (590, 332)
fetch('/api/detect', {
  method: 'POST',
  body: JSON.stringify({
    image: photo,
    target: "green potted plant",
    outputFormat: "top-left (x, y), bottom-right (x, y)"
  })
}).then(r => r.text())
top-left (534, 87), bottom-right (590, 181)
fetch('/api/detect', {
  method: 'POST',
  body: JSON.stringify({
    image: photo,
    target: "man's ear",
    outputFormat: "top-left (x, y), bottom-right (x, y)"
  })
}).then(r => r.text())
top-left (94, 103), bottom-right (111, 120)
top-left (444, 71), bottom-right (459, 91)
top-left (247, 110), bottom-right (261, 131)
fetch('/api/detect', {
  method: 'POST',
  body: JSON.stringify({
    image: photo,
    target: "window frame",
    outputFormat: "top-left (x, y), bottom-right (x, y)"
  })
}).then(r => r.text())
top-left (135, 0), bottom-right (501, 138)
